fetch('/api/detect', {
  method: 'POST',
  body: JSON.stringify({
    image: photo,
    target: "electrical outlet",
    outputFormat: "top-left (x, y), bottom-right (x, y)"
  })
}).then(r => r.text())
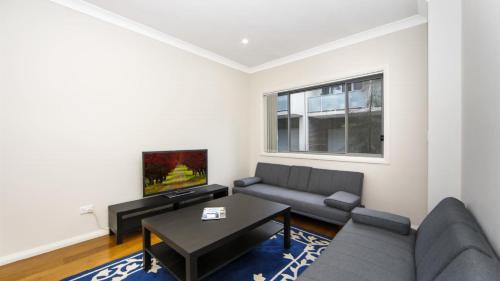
top-left (80, 204), bottom-right (94, 215)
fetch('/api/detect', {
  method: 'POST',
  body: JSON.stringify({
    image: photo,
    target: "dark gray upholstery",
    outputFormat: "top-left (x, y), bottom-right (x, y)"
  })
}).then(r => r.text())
top-left (324, 191), bottom-right (361, 211)
top-left (416, 223), bottom-right (497, 281)
top-left (234, 162), bottom-right (364, 225)
top-left (351, 207), bottom-right (411, 235)
top-left (254, 162), bottom-right (290, 187)
top-left (307, 168), bottom-right (364, 196)
top-left (233, 177), bottom-right (261, 187)
top-left (297, 197), bottom-right (500, 281)
top-left (233, 184), bottom-right (350, 224)
top-left (298, 221), bottom-right (416, 281)
top-left (415, 197), bottom-right (496, 265)
top-left (287, 166), bottom-right (311, 192)
top-left (434, 249), bottom-right (500, 281)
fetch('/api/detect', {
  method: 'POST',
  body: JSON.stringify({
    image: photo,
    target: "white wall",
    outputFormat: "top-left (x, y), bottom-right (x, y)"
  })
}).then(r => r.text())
top-left (427, 0), bottom-right (463, 210)
top-left (0, 0), bottom-right (250, 261)
top-left (248, 25), bottom-right (429, 224)
top-left (462, 0), bottom-right (500, 254)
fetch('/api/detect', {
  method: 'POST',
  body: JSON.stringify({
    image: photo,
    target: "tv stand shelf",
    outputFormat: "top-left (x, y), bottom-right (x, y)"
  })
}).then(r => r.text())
top-left (108, 184), bottom-right (228, 244)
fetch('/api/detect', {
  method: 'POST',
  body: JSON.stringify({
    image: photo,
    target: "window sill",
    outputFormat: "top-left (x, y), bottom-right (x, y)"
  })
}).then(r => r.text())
top-left (260, 152), bottom-right (389, 164)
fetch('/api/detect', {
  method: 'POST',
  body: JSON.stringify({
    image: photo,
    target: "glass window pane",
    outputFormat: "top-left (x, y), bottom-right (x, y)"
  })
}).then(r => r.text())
top-left (277, 94), bottom-right (289, 152)
top-left (265, 74), bottom-right (383, 157)
top-left (307, 85), bottom-right (346, 153)
top-left (347, 79), bottom-right (383, 154)
top-left (290, 92), bottom-right (307, 152)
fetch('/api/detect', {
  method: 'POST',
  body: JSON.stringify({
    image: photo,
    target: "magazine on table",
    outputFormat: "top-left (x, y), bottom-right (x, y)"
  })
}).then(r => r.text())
top-left (201, 207), bottom-right (226, 220)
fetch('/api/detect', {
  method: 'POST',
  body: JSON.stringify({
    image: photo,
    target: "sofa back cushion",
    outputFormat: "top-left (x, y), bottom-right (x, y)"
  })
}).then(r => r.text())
top-left (307, 168), bottom-right (364, 196)
top-left (287, 166), bottom-right (311, 191)
top-left (434, 249), bottom-right (500, 281)
top-left (416, 223), bottom-right (496, 281)
top-left (415, 197), bottom-right (487, 265)
top-left (254, 162), bottom-right (290, 187)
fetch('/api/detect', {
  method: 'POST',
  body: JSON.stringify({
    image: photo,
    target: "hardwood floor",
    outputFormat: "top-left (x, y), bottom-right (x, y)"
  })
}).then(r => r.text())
top-left (0, 214), bottom-right (339, 281)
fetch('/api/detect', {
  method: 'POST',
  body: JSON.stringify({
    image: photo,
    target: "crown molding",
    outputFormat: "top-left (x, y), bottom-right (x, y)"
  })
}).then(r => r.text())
top-left (248, 15), bottom-right (427, 73)
top-left (49, 0), bottom-right (426, 74)
top-left (49, 0), bottom-right (251, 73)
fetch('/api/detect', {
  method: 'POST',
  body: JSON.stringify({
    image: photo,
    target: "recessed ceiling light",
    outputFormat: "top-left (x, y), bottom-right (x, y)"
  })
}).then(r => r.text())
top-left (241, 38), bottom-right (249, 45)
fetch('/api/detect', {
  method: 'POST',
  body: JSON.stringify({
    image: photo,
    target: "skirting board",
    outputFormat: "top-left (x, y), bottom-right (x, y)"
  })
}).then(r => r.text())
top-left (0, 229), bottom-right (109, 266)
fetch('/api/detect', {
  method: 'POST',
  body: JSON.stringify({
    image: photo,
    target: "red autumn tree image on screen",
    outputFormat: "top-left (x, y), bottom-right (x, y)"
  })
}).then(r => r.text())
top-left (143, 150), bottom-right (207, 196)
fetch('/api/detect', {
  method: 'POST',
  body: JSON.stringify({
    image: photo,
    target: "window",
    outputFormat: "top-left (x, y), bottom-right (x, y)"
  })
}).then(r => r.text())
top-left (264, 74), bottom-right (383, 157)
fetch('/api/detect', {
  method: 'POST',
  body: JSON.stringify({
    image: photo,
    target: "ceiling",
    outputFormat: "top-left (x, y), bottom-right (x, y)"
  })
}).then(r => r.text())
top-left (80, 0), bottom-right (425, 70)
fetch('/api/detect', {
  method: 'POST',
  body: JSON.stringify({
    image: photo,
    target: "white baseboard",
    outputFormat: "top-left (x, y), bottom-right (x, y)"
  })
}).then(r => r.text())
top-left (0, 229), bottom-right (109, 266)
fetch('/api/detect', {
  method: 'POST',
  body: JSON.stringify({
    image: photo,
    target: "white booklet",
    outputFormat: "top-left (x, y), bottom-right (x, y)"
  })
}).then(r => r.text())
top-left (201, 207), bottom-right (226, 220)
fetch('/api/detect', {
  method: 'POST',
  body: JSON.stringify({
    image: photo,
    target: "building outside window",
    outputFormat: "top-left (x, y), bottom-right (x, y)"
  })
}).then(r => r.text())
top-left (264, 73), bottom-right (384, 157)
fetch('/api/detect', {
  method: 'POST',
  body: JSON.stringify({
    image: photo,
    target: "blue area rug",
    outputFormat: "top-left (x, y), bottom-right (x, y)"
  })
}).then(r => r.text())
top-left (63, 223), bottom-right (331, 281)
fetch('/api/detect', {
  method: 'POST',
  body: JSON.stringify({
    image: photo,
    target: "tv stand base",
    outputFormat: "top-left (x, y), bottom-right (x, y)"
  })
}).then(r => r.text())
top-left (108, 184), bottom-right (228, 244)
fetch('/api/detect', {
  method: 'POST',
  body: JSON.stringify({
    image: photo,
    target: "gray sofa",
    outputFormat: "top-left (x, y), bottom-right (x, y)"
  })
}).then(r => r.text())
top-left (298, 197), bottom-right (500, 281)
top-left (233, 162), bottom-right (364, 225)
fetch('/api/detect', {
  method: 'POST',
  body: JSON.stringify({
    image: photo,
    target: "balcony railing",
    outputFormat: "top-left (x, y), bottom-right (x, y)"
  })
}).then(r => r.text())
top-left (308, 92), bottom-right (374, 113)
top-left (277, 95), bottom-right (288, 112)
top-left (308, 94), bottom-right (345, 113)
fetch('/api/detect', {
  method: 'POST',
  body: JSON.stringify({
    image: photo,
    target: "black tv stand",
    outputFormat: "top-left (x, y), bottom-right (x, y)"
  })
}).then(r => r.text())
top-left (164, 189), bottom-right (196, 198)
top-left (108, 184), bottom-right (228, 244)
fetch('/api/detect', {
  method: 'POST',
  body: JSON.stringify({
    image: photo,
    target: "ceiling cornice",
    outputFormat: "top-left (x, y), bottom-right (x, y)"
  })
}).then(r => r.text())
top-left (50, 0), bottom-right (427, 74)
top-left (49, 0), bottom-right (251, 72)
top-left (248, 15), bottom-right (427, 73)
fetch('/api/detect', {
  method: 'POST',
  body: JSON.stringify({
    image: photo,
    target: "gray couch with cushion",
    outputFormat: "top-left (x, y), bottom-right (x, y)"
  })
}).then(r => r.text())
top-left (233, 162), bottom-right (364, 225)
top-left (297, 197), bottom-right (500, 281)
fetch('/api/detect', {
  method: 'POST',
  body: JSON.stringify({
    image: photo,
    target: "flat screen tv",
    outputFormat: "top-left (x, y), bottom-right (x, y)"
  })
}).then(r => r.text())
top-left (142, 149), bottom-right (207, 197)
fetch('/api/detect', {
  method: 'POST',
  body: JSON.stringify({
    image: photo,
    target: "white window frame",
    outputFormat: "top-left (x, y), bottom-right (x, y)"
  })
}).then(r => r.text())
top-left (261, 68), bottom-right (390, 165)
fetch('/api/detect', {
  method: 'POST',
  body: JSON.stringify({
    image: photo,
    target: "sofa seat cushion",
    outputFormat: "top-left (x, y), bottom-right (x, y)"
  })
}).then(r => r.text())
top-left (298, 220), bottom-right (416, 281)
top-left (233, 184), bottom-right (350, 224)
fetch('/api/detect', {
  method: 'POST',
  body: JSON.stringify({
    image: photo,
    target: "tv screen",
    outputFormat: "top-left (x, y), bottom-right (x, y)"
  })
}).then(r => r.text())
top-left (142, 149), bottom-right (207, 197)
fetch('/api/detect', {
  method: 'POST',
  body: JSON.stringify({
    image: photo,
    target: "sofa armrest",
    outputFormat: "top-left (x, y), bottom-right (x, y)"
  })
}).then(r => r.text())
top-left (234, 177), bottom-right (261, 187)
top-left (351, 207), bottom-right (411, 235)
top-left (324, 191), bottom-right (361, 211)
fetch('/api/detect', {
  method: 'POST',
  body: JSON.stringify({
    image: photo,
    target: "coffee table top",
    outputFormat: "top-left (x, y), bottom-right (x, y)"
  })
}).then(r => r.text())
top-left (142, 193), bottom-right (290, 256)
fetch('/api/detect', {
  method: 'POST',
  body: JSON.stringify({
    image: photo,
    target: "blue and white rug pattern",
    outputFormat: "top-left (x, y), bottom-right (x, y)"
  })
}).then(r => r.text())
top-left (63, 225), bottom-right (331, 281)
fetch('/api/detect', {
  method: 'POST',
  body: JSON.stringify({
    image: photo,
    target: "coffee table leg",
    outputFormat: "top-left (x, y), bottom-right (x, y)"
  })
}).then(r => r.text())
top-left (284, 210), bottom-right (291, 249)
top-left (186, 255), bottom-right (198, 281)
top-left (143, 227), bottom-right (152, 271)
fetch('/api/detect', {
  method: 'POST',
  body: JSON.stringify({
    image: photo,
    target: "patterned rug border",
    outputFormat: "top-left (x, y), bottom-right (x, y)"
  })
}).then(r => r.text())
top-left (63, 222), bottom-right (332, 281)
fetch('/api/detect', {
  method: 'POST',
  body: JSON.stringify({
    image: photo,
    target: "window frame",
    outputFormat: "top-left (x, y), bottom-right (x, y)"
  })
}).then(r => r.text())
top-left (262, 70), bottom-right (389, 164)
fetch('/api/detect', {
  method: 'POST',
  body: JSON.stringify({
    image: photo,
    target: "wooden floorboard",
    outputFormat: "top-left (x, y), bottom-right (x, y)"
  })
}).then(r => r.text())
top-left (0, 214), bottom-right (339, 281)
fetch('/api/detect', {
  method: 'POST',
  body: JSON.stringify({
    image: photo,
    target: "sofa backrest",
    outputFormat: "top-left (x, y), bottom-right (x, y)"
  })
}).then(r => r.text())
top-left (415, 198), bottom-right (493, 264)
top-left (415, 197), bottom-right (499, 281)
top-left (416, 223), bottom-right (497, 281)
top-left (255, 162), bottom-right (290, 187)
top-left (307, 168), bottom-right (364, 196)
top-left (287, 166), bottom-right (312, 192)
top-left (254, 162), bottom-right (364, 197)
top-left (433, 249), bottom-right (500, 281)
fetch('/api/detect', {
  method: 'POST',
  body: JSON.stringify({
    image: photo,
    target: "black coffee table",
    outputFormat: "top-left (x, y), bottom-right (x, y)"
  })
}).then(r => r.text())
top-left (142, 193), bottom-right (291, 281)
